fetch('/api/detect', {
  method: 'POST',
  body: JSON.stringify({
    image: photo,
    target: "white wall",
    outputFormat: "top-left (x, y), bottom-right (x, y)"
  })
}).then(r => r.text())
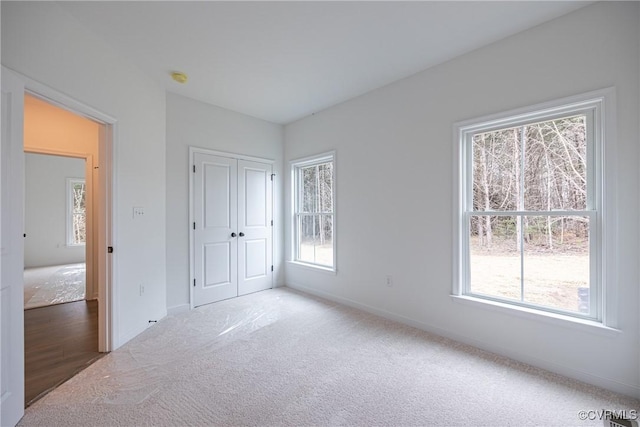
top-left (24, 153), bottom-right (86, 268)
top-left (166, 93), bottom-right (284, 313)
top-left (284, 2), bottom-right (640, 397)
top-left (2, 2), bottom-right (167, 347)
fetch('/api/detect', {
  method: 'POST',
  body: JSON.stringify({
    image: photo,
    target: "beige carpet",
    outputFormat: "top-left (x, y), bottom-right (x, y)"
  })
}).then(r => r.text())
top-left (18, 288), bottom-right (639, 426)
top-left (23, 264), bottom-right (86, 309)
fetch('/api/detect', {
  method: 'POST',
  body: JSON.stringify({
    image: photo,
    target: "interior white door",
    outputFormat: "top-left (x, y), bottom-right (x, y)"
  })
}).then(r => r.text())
top-left (193, 153), bottom-right (238, 307)
top-left (237, 160), bottom-right (273, 296)
top-left (192, 152), bottom-right (273, 307)
top-left (1, 69), bottom-right (25, 426)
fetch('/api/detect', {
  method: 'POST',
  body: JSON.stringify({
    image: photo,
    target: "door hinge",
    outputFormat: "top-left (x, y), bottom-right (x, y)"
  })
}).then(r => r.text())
top-left (107, 246), bottom-right (113, 253)
top-left (271, 173), bottom-right (275, 181)
top-left (271, 220), bottom-right (273, 226)
top-left (193, 165), bottom-right (196, 173)
top-left (193, 222), bottom-right (196, 230)
top-left (271, 265), bottom-right (274, 272)
top-left (193, 278), bottom-right (196, 287)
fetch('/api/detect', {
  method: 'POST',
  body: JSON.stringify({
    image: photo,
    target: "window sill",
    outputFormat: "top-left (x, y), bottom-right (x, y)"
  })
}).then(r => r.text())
top-left (287, 261), bottom-right (336, 275)
top-left (450, 295), bottom-right (621, 338)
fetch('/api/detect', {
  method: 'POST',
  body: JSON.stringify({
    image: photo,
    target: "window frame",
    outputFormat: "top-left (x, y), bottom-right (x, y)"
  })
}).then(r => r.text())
top-left (453, 89), bottom-right (616, 326)
top-left (66, 177), bottom-right (86, 247)
top-left (290, 151), bottom-right (336, 272)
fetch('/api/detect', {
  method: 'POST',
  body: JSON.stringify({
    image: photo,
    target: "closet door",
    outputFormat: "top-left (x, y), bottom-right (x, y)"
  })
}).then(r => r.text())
top-left (192, 151), bottom-right (273, 307)
top-left (193, 153), bottom-right (238, 307)
top-left (237, 160), bottom-right (273, 296)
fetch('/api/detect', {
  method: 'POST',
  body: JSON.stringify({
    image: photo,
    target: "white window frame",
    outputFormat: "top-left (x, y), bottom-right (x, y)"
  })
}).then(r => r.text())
top-left (291, 151), bottom-right (336, 272)
top-left (453, 89), bottom-right (617, 328)
top-left (66, 177), bottom-right (86, 247)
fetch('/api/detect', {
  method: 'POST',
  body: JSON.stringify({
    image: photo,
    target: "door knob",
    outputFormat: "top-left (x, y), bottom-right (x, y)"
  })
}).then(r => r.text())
top-left (231, 232), bottom-right (237, 237)
top-left (239, 232), bottom-right (245, 237)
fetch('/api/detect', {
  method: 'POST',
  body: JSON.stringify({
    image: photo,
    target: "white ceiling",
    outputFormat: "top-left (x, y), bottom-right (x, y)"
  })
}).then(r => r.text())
top-left (58, 1), bottom-right (591, 124)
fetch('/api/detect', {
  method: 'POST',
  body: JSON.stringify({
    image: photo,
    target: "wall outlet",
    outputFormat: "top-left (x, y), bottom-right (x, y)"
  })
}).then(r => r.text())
top-left (385, 275), bottom-right (393, 287)
top-left (139, 284), bottom-right (145, 296)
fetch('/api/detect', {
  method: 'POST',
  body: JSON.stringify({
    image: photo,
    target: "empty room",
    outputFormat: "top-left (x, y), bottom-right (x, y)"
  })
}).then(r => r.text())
top-left (1, 1), bottom-right (639, 426)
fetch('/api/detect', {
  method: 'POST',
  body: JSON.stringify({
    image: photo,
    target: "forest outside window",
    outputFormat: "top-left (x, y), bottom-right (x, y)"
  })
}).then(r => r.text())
top-left (455, 93), bottom-right (609, 322)
top-left (292, 153), bottom-right (335, 270)
top-left (67, 178), bottom-right (86, 246)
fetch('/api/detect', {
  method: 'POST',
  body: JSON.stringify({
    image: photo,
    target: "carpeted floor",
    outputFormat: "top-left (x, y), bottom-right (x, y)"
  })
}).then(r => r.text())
top-left (23, 264), bottom-right (86, 310)
top-left (18, 288), bottom-right (639, 426)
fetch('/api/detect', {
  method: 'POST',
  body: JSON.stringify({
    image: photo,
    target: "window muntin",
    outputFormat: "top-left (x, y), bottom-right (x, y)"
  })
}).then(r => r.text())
top-left (67, 178), bottom-right (86, 246)
top-left (458, 99), bottom-right (603, 321)
top-left (292, 154), bottom-right (335, 270)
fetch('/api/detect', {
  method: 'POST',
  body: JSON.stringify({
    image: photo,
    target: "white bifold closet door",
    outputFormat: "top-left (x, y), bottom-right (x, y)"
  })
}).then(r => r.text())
top-left (193, 152), bottom-right (272, 307)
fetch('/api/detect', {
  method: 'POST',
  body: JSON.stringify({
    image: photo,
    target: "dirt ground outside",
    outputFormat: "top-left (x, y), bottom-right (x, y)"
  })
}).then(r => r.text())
top-left (469, 237), bottom-right (589, 313)
top-left (300, 237), bottom-right (589, 314)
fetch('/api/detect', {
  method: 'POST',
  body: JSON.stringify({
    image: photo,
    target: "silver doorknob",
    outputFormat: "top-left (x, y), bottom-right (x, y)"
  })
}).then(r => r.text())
top-left (231, 232), bottom-right (237, 237)
top-left (239, 232), bottom-right (245, 237)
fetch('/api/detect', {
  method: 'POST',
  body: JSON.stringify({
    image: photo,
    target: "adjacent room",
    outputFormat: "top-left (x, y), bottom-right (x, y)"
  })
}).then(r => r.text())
top-left (21, 94), bottom-right (103, 406)
top-left (1, 1), bottom-right (639, 426)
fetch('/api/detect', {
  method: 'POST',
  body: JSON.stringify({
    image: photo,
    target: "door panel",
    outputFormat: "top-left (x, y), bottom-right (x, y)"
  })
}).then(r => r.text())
top-left (244, 168), bottom-right (267, 227)
top-left (244, 239), bottom-right (267, 279)
top-left (1, 69), bottom-right (25, 426)
top-left (193, 153), bottom-right (237, 306)
top-left (237, 160), bottom-right (272, 296)
top-left (204, 163), bottom-right (231, 228)
top-left (204, 243), bottom-right (231, 287)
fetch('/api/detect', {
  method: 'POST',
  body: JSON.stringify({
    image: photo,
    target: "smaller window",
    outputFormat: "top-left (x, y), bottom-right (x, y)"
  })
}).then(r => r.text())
top-left (292, 152), bottom-right (335, 270)
top-left (67, 178), bottom-right (86, 246)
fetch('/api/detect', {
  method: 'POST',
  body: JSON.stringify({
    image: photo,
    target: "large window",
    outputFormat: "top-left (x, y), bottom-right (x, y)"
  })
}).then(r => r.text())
top-left (292, 152), bottom-right (335, 270)
top-left (455, 92), bottom-right (612, 322)
top-left (67, 178), bottom-right (86, 246)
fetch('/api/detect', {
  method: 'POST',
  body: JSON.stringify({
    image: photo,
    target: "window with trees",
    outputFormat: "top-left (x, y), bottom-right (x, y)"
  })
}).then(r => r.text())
top-left (292, 152), bottom-right (335, 270)
top-left (455, 93), bottom-right (609, 321)
top-left (67, 178), bottom-right (86, 246)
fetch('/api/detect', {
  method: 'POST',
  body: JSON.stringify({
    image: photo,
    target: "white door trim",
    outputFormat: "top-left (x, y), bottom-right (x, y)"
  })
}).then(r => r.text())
top-left (5, 66), bottom-right (116, 353)
top-left (188, 146), bottom-right (274, 309)
top-left (23, 150), bottom-right (96, 301)
top-left (1, 66), bottom-right (26, 427)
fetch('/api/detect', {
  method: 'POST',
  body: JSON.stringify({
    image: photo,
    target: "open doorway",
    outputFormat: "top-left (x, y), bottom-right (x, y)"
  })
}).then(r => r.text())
top-left (24, 153), bottom-right (88, 309)
top-left (22, 93), bottom-right (104, 405)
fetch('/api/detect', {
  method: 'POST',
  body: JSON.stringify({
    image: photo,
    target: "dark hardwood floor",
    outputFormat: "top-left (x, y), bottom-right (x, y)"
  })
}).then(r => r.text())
top-left (24, 299), bottom-right (103, 406)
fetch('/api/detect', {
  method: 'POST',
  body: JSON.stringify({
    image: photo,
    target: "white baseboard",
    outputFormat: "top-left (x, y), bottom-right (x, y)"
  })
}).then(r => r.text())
top-left (285, 281), bottom-right (640, 400)
top-left (167, 303), bottom-right (190, 315)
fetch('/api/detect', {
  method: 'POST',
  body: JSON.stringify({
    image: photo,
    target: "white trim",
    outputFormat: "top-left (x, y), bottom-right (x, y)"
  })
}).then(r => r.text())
top-left (453, 87), bottom-right (616, 326)
top-left (25, 149), bottom-right (94, 299)
top-left (20, 71), bottom-right (117, 125)
top-left (290, 150), bottom-right (337, 272)
top-left (287, 260), bottom-right (337, 275)
top-left (189, 148), bottom-right (195, 310)
top-left (290, 151), bottom-right (335, 168)
top-left (454, 87), bottom-right (614, 135)
top-left (286, 282), bottom-right (639, 399)
top-left (1, 65), bottom-right (27, 426)
top-left (450, 295), bottom-right (620, 337)
top-left (9, 66), bottom-right (117, 352)
top-left (190, 146), bottom-right (274, 164)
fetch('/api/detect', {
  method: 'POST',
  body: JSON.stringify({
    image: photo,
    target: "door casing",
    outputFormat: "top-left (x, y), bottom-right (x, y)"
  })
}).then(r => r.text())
top-left (3, 66), bottom-right (115, 353)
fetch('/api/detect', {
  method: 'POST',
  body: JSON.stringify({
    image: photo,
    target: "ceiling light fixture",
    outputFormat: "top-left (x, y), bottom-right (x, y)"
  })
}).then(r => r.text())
top-left (171, 72), bottom-right (188, 84)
